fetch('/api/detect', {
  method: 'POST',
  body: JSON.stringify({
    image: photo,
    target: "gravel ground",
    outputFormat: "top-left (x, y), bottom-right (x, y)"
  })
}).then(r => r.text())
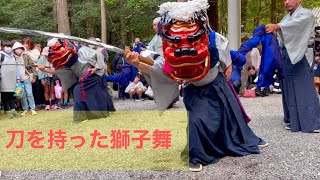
top-left (1, 94), bottom-right (320, 180)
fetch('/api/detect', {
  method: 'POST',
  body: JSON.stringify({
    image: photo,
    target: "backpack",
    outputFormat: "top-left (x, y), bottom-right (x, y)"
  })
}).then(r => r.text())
top-left (0, 53), bottom-right (5, 80)
top-left (115, 54), bottom-right (125, 72)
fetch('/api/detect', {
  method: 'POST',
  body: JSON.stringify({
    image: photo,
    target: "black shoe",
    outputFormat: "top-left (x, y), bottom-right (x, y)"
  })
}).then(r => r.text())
top-left (167, 103), bottom-right (174, 109)
top-left (189, 162), bottom-right (202, 172)
top-left (262, 88), bottom-right (271, 96)
top-left (61, 104), bottom-right (68, 109)
top-left (258, 138), bottom-right (269, 148)
top-left (256, 91), bottom-right (265, 97)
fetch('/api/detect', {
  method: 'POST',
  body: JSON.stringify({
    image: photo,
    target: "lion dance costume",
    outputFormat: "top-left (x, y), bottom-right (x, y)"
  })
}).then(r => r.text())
top-left (140, 0), bottom-right (267, 171)
top-left (47, 38), bottom-right (131, 123)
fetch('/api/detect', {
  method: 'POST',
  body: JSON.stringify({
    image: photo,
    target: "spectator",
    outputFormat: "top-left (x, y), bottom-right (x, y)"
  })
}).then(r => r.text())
top-left (125, 74), bottom-right (146, 101)
top-left (22, 37), bottom-right (44, 110)
top-left (13, 42), bottom-right (37, 115)
top-left (314, 55), bottom-right (320, 94)
top-left (22, 37), bottom-right (40, 62)
top-left (37, 47), bottom-right (58, 110)
top-left (246, 65), bottom-right (265, 97)
top-left (112, 44), bottom-right (133, 100)
top-left (0, 40), bottom-right (21, 119)
top-left (133, 38), bottom-right (145, 54)
top-left (250, 47), bottom-right (261, 71)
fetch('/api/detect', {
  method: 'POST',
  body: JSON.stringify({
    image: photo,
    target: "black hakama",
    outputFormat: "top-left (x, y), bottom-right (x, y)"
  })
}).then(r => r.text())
top-left (182, 73), bottom-right (261, 165)
top-left (73, 74), bottom-right (116, 122)
top-left (281, 47), bottom-right (320, 132)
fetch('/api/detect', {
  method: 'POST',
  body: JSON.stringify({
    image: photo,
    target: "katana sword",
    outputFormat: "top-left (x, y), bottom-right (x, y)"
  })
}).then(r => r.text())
top-left (0, 63), bottom-right (51, 68)
top-left (0, 27), bottom-right (154, 66)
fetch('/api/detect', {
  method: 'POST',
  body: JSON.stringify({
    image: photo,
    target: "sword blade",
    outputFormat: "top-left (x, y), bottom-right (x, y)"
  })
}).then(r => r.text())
top-left (0, 27), bottom-right (124, 54)
top-left (0, 63), bottom-right (50, 68)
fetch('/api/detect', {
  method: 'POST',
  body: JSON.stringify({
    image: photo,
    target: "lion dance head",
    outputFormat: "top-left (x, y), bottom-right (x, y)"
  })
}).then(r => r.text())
top-left (158, 0), bottom-right (211, 82)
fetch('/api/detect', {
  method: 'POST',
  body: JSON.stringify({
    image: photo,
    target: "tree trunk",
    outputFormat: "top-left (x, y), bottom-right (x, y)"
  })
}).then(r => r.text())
top-left (85, 0), bottom-right (97, 38)
top-left (241, 0), bottom-right (247, 32)
top-left (52, 0), bottom-right (58, 32)
top-left (254, 0), bottom-right (262, 27)
top-left (56, 0), bottom-right (71, 35)
top-left (271, 0), bottom-right (277, 23)
top-left (277, 1), bottom-right (285, 22)
top-left (218, 0), bottom-right (227, 35)
top-left (208, 0), bottom-right (218, 31)
top-left (101, 0), bottom-right (107, 43)
top-left (119, 0), bottom-right (126, 45)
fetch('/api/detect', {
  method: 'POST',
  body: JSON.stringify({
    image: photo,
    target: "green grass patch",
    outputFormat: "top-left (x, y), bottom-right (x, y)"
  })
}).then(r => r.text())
top-left (0, 110), bottom-right (188, 170)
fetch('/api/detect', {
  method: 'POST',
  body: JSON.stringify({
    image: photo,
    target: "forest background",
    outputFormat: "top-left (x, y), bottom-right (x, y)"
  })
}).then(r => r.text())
top-left (0, 0), bottom-right (319, 47)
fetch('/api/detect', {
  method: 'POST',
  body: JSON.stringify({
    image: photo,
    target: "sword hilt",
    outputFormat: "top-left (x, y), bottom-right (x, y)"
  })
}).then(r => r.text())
top-left (124, 46), bottom-right (154, 66)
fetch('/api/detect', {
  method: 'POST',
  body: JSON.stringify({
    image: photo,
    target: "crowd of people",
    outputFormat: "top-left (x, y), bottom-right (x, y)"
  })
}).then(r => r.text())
top-left (0, 35), bottom-right (159, 119)
top-left (0, 37), bottom-right (107, 117)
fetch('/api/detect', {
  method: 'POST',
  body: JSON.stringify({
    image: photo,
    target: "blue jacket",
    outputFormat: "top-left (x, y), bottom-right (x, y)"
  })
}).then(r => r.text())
top-left (230, 65), bottom-right (242, 82)
top-left (230, 24), bottom-right (283, 87)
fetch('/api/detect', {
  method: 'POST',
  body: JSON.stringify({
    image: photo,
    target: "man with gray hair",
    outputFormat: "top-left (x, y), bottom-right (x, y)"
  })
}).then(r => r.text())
top-left (266, 0), bottom-right (320, 133)
top-left (147, 17), bottom-right (179, 108)
top-left (148, 17), bottom-right (162, 63)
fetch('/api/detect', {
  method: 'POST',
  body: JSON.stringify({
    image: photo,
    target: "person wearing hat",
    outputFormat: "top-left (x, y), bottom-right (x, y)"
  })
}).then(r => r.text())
top-left (13, 42), bottom-right (37, 115)
top-left (0, 40), bottom-right (21, 118)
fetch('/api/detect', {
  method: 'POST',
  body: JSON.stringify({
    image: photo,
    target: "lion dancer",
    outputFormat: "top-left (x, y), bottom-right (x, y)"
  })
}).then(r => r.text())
top-left (38, 38), bottom-right (120, 123)
top-left (126, 0), bottom-right (268, 172)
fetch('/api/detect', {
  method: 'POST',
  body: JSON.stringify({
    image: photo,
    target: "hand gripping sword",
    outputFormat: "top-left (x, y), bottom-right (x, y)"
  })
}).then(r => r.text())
top-left (0, 27), bottom-right (154, 66)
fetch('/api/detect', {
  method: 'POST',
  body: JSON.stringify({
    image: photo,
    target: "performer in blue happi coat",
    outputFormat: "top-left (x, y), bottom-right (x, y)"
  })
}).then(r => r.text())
top-left (266, 0), bottom-right (320, 133)
top-left (125, 0), bottom-right (268, 172)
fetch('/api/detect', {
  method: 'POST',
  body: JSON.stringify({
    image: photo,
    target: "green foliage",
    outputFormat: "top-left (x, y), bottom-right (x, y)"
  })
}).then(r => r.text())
top-left (244, 0), bottom-right (319, 33)
top-left (0, 0), bottom-right (319, 46)
top-left (0, 0), bottom-right (53, 42)
top-left (105, 0), bottom-right (168, 45)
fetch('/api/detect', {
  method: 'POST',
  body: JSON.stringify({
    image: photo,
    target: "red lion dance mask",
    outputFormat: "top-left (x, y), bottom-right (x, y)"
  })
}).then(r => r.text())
top-left (47, 39), bottom-right (77, 69)
top-left (159, 1), bottom-right (210, 82)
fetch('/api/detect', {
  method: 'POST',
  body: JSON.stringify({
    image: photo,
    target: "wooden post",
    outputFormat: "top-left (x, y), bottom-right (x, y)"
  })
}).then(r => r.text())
top-left (101, 0), bottom-right (107, 43)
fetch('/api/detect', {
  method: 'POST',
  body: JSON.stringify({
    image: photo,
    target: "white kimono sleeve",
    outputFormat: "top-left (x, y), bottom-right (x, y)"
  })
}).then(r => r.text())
top-left (215, 32), bottom-right (232, 70)
top-left (278, 6), bottom-right (315, 64)
top-left (142, 57), bottom-right (179, 111)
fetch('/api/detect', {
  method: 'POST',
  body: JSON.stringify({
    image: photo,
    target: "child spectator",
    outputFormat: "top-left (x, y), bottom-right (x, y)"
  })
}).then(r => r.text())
top-left (37, 47), bottom-right (58, 110)
top-left (125, 74), bottom-right (146, 101)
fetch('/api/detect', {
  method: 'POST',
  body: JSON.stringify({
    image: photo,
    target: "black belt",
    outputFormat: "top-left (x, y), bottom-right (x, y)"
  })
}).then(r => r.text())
top-left (308, 45), bottom-right (313, 48)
